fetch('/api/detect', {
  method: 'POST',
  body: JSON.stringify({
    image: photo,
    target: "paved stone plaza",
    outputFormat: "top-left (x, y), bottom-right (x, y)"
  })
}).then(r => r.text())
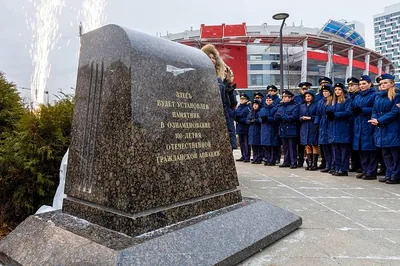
top-left (234, 151), bottom-right (400, 266)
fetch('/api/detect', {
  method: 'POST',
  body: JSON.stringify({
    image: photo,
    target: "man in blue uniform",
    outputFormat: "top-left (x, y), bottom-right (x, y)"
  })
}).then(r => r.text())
top-left (275, 90), bottom-right (300, 168)
top-left (267, 85), bottom-right (281, 105)
top-left (234, 93), bottom-right (251, 162)
top-left (254, 92), bottom-right (265, 107)
top-left (347, 77), bottom-right (362, 173)
top-left (267, 85), bottom-right (282, 163)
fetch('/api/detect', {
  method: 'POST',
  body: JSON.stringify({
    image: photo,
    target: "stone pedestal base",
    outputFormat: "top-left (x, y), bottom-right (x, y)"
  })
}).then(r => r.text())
top-left (0, 199), bottom-right (301, 266)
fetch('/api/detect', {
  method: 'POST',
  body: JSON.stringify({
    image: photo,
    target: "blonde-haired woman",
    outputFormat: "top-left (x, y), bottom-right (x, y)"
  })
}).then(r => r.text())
top-left (326, 83), bottom-right (353, 176)
top-left (201, 44), bottom-right (237, 149)
top-left (369, 74), bottom-right (400, 184)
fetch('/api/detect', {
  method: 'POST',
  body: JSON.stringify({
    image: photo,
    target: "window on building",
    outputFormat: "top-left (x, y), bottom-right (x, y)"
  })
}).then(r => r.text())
top-left (250, 74), bottom-right (264, 85)
top-left (263, 54), bottom-right (280, 60)
top-left (249, 54), bottom-right (263, 61)
top-left (249, 64), bottom-right (264, 70)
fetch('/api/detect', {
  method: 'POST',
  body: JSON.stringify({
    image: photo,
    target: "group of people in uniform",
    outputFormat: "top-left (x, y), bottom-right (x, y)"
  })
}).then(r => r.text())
top-left (201, 44), bottom-right (400, 185)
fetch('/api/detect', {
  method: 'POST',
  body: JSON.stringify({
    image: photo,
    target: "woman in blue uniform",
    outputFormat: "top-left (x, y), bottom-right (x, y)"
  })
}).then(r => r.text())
top-left (247, 99), bottom-right (263, 164)
top-left (274, 90), bottom-right (300, 168)
top-left (351, 75), bottom-right (378, 180)
top-left (259, 94), bottom-right (280, 166)
top-left (347, 77), bottom-right (362, 173)
top-left (299, 90), bottom-right (319, 170)
top-left (315, 84), bottom-right (334, 173)
top-left (326, 83), bottom-right (352, 176)
top-left (234, 93), bottom-right (251, 162)
top-left (295, 82), bottom-right (312, 167)
top-left (369, 74), bottom-right (400, 184)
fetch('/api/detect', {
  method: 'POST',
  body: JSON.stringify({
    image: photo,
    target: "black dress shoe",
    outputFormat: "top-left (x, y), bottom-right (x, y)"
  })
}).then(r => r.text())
top-left (252, 161), bottom-right (261, 164)
top-left (297, 161), bottom-right (304, 168)
top-left (378, 176), bottom-right (387, 182)
top-left (356, 173), bottom-right (365, 179)
top-left (335, 171), bottom-right (348, 176)
top-left (264, 161), bottom-right (269, 165)
top-left (279, 164), bottom-right (290, 168)
top-left (320, 168), bottom-right (330, 173)
top-left (386, 179), bottom-right (400, 184)
top-left (268, 162), bottom-right (276, 166)
top-left (362, 174), bottom-right (377, 180)
top-left (329, 170), bottom-right (336, 175)
top-left (290, 165), bottom-right (297, 169)
top-left (236, 158), bottom-right (245, 162)
top-left (318, 163), bottom-right (326, 169)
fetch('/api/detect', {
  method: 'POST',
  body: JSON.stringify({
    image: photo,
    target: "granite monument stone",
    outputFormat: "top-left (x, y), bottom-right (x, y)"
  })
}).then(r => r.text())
top-left (0, 25), bottom-right (301, 265)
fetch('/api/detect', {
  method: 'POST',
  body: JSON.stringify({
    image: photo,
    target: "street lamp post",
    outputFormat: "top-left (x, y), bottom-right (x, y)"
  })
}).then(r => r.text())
top-left (273, 13), bottom-right (289, 94)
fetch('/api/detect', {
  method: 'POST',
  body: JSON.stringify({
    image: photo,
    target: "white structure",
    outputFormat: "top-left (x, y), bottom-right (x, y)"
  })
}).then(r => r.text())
top-left (165, 21), bottom-right (393, 90)
top-left (374, 3), bottom-right (400, 79)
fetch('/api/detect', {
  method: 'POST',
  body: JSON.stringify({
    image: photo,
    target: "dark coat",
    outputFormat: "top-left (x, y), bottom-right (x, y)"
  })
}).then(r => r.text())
top-left (246, 108), bottom-right (262, 145)
top-left (234, 103), bottom-right (251, 135)
top-left (271, 94), bottom-right (281, 105)
top-left (218, 78), bottom-right (237, 149)
top-left (315, 98), bottom-right (330, 145)
top-left (299, 101), bottom-right (318, 145)
top-left (327, 97), bottom-right (352, 144)
top-left (293, 93), bottom-right (304, 105)
top-left (274, 101), bottom-right (300, 138)
top-left (352, 88), bottom-right (376, 150)
top-left (372, 91), bottom-right (400, 148)
top-left (315, 91), bottom-right (323, 103)
top-left (259, 104), bottom-right (280, 146)
top-left (349, 91), bottom-right (360, 100)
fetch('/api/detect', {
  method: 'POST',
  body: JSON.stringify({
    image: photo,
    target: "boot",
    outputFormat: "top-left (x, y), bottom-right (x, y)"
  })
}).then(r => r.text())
top-left (305, 153), bottom-right (312, 170)
top-left (311, 154), bottom-right (319, 171)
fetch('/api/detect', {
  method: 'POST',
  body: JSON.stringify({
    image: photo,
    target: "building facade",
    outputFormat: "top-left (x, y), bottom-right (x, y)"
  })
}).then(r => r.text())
top-left (374, 3), bottom-right (400, 80)
top-left (164, 21), bottom-right (394, 95)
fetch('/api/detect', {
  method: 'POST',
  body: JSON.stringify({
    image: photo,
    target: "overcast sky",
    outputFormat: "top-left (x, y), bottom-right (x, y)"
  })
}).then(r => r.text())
top-left (1, 0), bottom-right (399, 102)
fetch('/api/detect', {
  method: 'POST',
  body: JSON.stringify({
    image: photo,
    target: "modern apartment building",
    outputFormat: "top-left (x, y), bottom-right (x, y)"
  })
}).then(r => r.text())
top-left (374, 3), bottom-right (400, 80)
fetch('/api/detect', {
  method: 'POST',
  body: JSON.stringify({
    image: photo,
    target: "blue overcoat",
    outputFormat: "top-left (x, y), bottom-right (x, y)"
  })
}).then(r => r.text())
top-left (246, 109), bottom-right (262, 145)
top-left (274, 101), bottom-right (300, 138)
top-left (299, 101), bottom-right (318, 145)
top-left (327, 97), bottom-right (352, 144)
top-left (352, 88), bottom-right (376, 150)
top-left (372, 91), bottom-right (400, 148)
top-left (271, 94), bottom-right (281, 105)
top-left (234, 103), bottom-right (251, 135)
top-left (315, 98), bottom-right (330, 145)
top-left (259, 104), bottom-right (280, 146)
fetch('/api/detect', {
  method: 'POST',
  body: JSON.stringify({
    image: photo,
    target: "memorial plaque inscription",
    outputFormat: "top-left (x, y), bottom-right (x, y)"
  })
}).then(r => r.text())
top-left (62, 25), bottom-right (242, 236)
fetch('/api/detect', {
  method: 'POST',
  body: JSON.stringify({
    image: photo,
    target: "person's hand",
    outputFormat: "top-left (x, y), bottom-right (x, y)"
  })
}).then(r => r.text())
top-left (301, 116), bottom-right (311, 120)
top-left (249, 118), bottom-right (255, 124)
top-left (396, 103), bottom-right (400, 108)
top-left (368, 118), bottom-right (379, 126)
top-left (352, 106), bottom-right (362, 115)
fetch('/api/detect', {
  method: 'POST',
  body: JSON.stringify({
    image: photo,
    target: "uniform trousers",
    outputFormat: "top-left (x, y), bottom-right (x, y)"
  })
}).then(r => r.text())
top-left (381, 147), bottom-right (400, 180)
top-left (251, 145), bottom-right (263, 163)
top-left (332, 143), bottom-right (350, 172)
top-left (359, 150), bottom-right (378, 176)
top-left (322, 144), bottom-right (334, 170)
top-left (282, 138), bottom-right (297, 166)
top-left (238, 134), bottom-right (250, 161)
